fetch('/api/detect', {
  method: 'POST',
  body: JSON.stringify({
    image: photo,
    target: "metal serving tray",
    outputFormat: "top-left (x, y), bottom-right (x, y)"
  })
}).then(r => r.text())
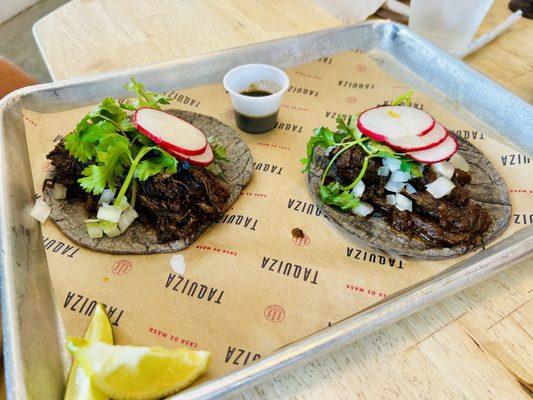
top-left (1, 21), bottom-right (532, 399)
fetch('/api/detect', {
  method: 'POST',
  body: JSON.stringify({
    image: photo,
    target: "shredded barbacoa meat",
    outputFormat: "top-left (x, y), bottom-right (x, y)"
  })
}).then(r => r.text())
top-left (331, 146), bottom-right (492, 247)
top-left (46, 142), bottom-right (230, 242)
top-left (136, 167), bottom-right (229, 242)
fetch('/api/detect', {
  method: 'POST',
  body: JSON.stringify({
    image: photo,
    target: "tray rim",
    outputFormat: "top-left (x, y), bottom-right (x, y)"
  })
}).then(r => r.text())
top-left (1, 20), bottom-right (532, 400)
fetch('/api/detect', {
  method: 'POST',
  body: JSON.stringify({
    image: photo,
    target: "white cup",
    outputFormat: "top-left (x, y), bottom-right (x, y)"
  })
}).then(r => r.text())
top-left (223, 64), bottom-right (289, 133)
top-left (408, 0), bottom-right (494, 53)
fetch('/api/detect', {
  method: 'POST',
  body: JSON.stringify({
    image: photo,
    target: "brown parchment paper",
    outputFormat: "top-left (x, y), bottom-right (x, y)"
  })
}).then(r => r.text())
top-left (23, 50), bottom-right (533, 383)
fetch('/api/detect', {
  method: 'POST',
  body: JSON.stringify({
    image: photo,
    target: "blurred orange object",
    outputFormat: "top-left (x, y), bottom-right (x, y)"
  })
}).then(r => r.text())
top-left (0, 58), bottom-right (38, 99)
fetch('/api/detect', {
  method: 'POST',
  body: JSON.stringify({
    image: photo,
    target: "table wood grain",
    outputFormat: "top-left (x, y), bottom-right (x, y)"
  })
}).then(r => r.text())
top-left (25, 1), bottom-right (533, 399)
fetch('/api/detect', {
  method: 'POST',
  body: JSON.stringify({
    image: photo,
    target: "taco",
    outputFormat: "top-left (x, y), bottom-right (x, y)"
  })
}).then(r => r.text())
top-left (40, 80), bottom-right (252, 254)
top-left (304, 93), bottom-right (510, 260)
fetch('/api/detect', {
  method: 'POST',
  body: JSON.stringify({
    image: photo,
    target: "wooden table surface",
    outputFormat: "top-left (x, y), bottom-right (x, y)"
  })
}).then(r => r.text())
top-left (26, 1), bottom-right (533, 399)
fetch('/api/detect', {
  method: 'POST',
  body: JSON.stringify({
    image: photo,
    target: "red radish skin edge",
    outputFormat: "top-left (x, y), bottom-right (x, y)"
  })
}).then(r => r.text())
top-left (168, 143), bottom-right (214, 167)
top-left (357, 106), bottom-right (436, 141)
top-left (132, 108), bottom-right (207, 156)
top-left (407, 135), bottom-right (459, 164)
top-left (385, 124), bottom-right (450, 152)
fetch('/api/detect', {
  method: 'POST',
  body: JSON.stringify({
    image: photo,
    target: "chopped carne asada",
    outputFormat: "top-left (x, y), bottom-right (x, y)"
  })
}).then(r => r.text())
top-left (330, 145), bottom-right (492, 246)
top-left (304, 90), bottom-right (510, 259)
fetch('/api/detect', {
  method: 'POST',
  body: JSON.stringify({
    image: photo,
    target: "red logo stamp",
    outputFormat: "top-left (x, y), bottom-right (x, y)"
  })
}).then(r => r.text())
top-left (291, 228), bottom-right (310, 246)
top-left (292, 234), bottom-right (310, 246)
top-left (41, 160), bottom-right (52, 172)
top-left (356, 64), bottom-right (367, 73)
top-left (345, 96), bottom-right (358, 104)
top-left (112, 260), bottom-right (132, 275)
top-left (225, 109), bottom-right (235, 119)
top-left (264, 305), bottom-right (285, 322)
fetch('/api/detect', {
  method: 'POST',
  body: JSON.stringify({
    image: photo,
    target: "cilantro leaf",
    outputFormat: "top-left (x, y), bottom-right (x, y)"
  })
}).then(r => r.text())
top-left (301, 127), bottom-right (338, 172)
top-left (391, 90), bottom-right (413, 107)
top-left (212, 145), bottom-right (229, 162)
top-left (97, 132), bottom-right (130, 154)
top-left (82, 121), bottom-right (118, 143)
top-left (336, 115), bottom-right (351, 134)
top-left (136, 150), bottom-right (178, 181)
top-left (319, 182), bottom-right (360, 211)
top-left (400, 158), bottom-right (424, 178)
top-left (207, 136), bottom-right (229, 162)
top-left (64, 130), bottom-right (95, 163)
top-left (121, 78), bottom-right (171, 111)
top-left (131, 130), bottom-right (155, 147)
top-left (348, 114), bottom-right (362, 139)
top-left (78, 139), bottom-right (131, 194)
top-left (87, 97), bottom-right (128, 126)
top-left (363, 140), bottom-right (398, 158)
top-left (335, 114), bottom-right (362, 140)
top-left (63, 116), bottom-right (94, 162)
top-left (64, 97), bottom-right (131, 163)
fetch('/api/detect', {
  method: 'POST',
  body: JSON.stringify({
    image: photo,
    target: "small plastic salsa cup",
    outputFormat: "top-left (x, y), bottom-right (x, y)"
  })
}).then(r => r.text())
top-left (223, 64), bottom-right (289, 134)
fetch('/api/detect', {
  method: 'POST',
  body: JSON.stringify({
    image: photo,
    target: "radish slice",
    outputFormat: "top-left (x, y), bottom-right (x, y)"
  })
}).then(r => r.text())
top-left (385, 123), bottom-right (448, 152)
top-left (406, 135), bottom-right (458, 164)
top-left (168, 143), bottom-right (214, 167)
top-left (357, 106), bottom-right (435, 141)
top-left (133, 108), bottom-right (207, 156)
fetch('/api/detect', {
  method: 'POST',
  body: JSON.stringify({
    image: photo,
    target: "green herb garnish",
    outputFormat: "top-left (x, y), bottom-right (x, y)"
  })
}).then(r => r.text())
top-left (120, 78), bottom-right (171, 110)
top-left (207, 136), bottom-right (229, 162)
top-left (62, 78), bottom-right (180, 207)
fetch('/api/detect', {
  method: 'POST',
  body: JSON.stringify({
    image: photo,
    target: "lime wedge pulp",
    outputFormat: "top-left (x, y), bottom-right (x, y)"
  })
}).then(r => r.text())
top-left (66, 338), bottom-right (211, 400)
top-left (64, 304), bottom-right (114, 400)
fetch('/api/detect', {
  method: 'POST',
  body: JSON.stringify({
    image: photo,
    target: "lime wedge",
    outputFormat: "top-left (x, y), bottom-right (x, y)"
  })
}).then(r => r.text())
top-left (66, 338), bottom-right (211, 400)
top-left (64, 304), bottom-right (114, 400)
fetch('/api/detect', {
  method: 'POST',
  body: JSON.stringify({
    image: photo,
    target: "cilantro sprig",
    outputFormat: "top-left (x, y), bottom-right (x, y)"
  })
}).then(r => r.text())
top-left (207, 136), bottom-right (229, 162)
top-left (62, 78), bottom-right (180, 206)
top-left (120, 78), bottom-right (171, 110)
top-left (302, 90), bottom-right (424, 213)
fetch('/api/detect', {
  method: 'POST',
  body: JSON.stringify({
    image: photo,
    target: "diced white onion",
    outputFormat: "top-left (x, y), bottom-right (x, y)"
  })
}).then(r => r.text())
top-left (85, 220), bottom-right (103, 239)
top-left (97, 204), bottom-right (122, 223)
top-left (30, 198), bottom-right (51, 223)
top-left (431, 161), bottom-right (455, 179)
top-left (353, 202), bottom-right (374, 217)
top-left (352, 180), bottom-right (365, 197)
top-left (385, 179), bottom-right (404, 193)
top-left (171, 254), bottom-right (186, 276)
top-left (99, 189), bottom-right (115, 205)
top-left (383, 157), bottom-right (401, 172)
top-left (395, 193), bottom-right (413, 212)
top-left (405, 183), bottom-right (417, 194)
top-left (100, 221), bottom-right (121, 237)
top-left (426, 176), bottom-right (456, 199)
top-left (450, 153), bottom-right (470, 172)
top-left (52, 183), bottom-right (67, 200)
top-left (386, 194), bottom-right (397, 205)
top-left (390, 170), bottom-right (410, 182)
top-left (377, 166), bottom-right (390, 176)
top-left (116, 196), bottom-right (130, 211)
top-left (118, 207), bottom-right (139, 232)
